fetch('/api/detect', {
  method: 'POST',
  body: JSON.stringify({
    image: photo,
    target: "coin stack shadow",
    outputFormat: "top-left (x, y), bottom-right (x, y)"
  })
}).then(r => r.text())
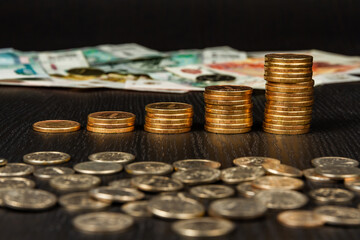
top-left (263, 54), bottom-right (314, 135)
top-left (86, 111), bottom-right (136, 133)
top-left (204, 86), bottom-right (253, 134)
top-left (144, 102), bottom-right (193, 134)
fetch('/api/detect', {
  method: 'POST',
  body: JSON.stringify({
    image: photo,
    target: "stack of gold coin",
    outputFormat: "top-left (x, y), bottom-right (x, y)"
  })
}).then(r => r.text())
top-left (204, 85), bottom-right (253, 134)
top-left (144, 102), bottom-right (193, 134)
top-left (87, 111), bottom-right (135, 133)
top-left (263, 53), bottom-right (314, 135)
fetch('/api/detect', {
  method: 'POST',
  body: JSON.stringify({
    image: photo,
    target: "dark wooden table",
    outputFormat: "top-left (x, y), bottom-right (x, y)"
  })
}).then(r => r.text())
top-left (0, 83), bottom-right (360, 240)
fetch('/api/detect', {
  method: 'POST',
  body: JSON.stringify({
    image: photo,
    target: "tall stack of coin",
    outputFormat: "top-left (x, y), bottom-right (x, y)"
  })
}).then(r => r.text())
top-left (144, 102), bottom-right (193, 134)
top-left (204, 86), bottom-right (253, 134)
top-left (87, 111), bottom-right (135, 133)
top-left (263, 54), bottom-right (314, 135)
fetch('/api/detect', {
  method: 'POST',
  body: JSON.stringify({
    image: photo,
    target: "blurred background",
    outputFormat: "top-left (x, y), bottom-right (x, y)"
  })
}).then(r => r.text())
top-left (1, 0), bottom-right (359, 54)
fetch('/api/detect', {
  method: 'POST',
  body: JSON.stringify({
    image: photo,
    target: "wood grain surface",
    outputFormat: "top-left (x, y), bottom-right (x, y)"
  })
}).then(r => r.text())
top-left (0, 83), bottom-right (359, 240)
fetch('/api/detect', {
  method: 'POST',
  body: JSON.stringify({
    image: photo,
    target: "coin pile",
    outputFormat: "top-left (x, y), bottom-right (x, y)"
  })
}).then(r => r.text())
top-left (87, 111), bottom-right (136, 133)
top-left (144, 102), bottom-right (193, 134)
top-left (204, 85), bottom-right (253, 134)
top-left (263, 53), bottom-right (314, 135)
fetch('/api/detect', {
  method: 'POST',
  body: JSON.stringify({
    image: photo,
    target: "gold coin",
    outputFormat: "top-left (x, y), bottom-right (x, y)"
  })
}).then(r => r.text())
top-left (264, 113), bottom-right (312, 120)
top-left (145, 102), bottom-right (193, 114)
top-left (205, 103), bottom-right (253, 110)
top-left (144, 125), bottom-right (191, 134)
top-left (145, 122), bottom-right (192, 129)
top-left (265, 53), bottom-right (313, 63)
top-left (252, 175), bottom-right (304, 190)
top-left (314, 206), bottom-right (360, 225)
top-left (173, 159), bottom-right (221, 171)
top-left (265, 76), bottom-right (313, 84)
top-left (203, 93), bottom-right (251, 101)
top-left (0, 158), bottom-right (7, 167)
top-left (87, 122), bottom-right (134, 128)
top-left (204, 98), bottom-right (252, 106)
top-left (265, 71), bottom-right (312, 78)
top-left (277, 210), bottom-right (325, 228)
top-left (267, 79), bottom-right (315, 87)
top-left (236, 182), bottom-right (262, 198)
top-left (206, 122), bottom-right (253, 129)
top-left (205, 112), bottom-right (252, 119)
top-left (205, 85), bottom-right (253, 96)
top-left (87, 125), bottom-right (135, 133)
top-left (266, 94), bottom-right (314, 102)
top-left (262, 163), bottom-right (303, 177)
top-left (205, 117), bottom-right (253, 124)
top-left (265, 104), bottom-right (313, 112)
top-left (33, 120), bottom-right (80, 133)
top-left (265, 109), bottom-right (312, 117)
top-left (303, 168), bottom-right (335, 182)
top-left (205, 108), bottom-right (252, 115)
top-left (266, 84), bottom-right (314, 93)
top-left (205, 126), bottom-right (251, 134)
top-left (88, 111), bottom-right (135, 124)
top-left (266, 100), bottom-right (314, 107)
top-left (264, 66), bottom-right (312, 73)
top-left (263, 127), bottom-right (310, 135)
top-left (345, 178), bottom-right (360, 192)
top-left (146, 112), bottom-right (193, 119)
top-left (265, 62), bottom-right (313, 68)
top-left (266, 90), bottom-right (313, 97)
top-left (145, 116), bottom-right (192, 124)
top-left (67, 68), bottom-right (105, 79)
top-left (263, 122), bottom-right (310, 130)
top-left (264, 118), bottom-right (311, 125)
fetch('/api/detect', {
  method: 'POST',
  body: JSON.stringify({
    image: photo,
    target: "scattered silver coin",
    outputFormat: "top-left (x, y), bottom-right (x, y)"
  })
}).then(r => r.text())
top-left (233, 156), bottom-right (281, 168)
top-left (189, 184), bottom-right (235, 199)
top-left (0, 189), bottom-right (10, 206)
top-left (209, 198), bottom-right (267, 219)
top-left (221, 166), bottom-right (265, 184)
top-left (252, 175), bottom-right (304, 190)
top-left (315, 166), bottom-right (360, 179)
top-left (121, 201), bottom-right (153, 217)
top-left (74, 161), bottom-right (123, 175)
top-left (148, 194), bottom-right (205, 219)
top-left (344, 178), bottom-right (360, 192)
top-left (125, 161), bottom-right (173, 175)
top-left (309, 188), bottom-right (354, 204)
top-left (0, 163), bottom-right (34, 177)
top-left (314, 205), bottom-right (360, 225)
top-left (312, 156), bottom-right (359, 168)
top-left (303, 168), bottom-right (335, 182)
top-left (0, 158), bottom-right (8, 167)
top-left (0, 177), bottom-right (35, 189)
top-left (172, 168), bottom-right (221, 185)
top-left (33, 166), bottom-right (75, 179)
top-left (236, 182), bottom-right (262, 198)
top-left (4, 189), bottom-right (57, 210)
top-left (90, 186), bottom-right (145, 203)
top-left (23, 151), bottom-right (71, 165)
top-left (172, 159), bottom-right (221, 171)
top-left (262, 163), bottom-right (303, 177)
top-left (131, 175), bottom-right (183, 192)
top-left (172, 217), bottom-right (235, 237)
top-left (109, 179), bottom-right (135, 189)
top-left (73, 212), bottom-right (134, 233)
top-left (59, 192), bottom-right (111, 212)
top-left (50, 174), bottom-right (101, 191)
top-left (254, 189), bottom-right (308, 210)
top-left (88, 151), bottom-right (135, 164)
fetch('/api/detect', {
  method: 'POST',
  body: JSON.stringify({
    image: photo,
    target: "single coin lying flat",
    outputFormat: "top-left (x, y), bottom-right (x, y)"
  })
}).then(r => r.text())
top-left (233, 156), bottom-right (281, 168)
top-left (236, 182), bottom-right (262, 198)
top-left (262, 163), bottom-right (302, 177)
top-left (172, 159), bottom-right (221, 171)
top-left (0, 177), bottom-right (35, 189)
top-left (125, 161), bottom-right (173, 175)
top-left (33, 166), bottom-right (74, 179)
top-left (89, 186), bottom-right (145, 203)
top-left (109, 179), bottom-right (135, 189)
top-left (59, 192), bottom-right (110, 212)
top-left (311, 156), bottom-right (359, 168)
top-left (131, 175), bottom-right (183, 192)
top-left (277, 210), bottom-right (325, 228)
top-left (0, 163), bottom-right (34, 177)
top-left (172, 168), bottom-right (221, 185)
top-left (121, 201), bottom-right (153, 218)
top-left (221, 166), bottom-right (265, 184)
top-left (252, 175), bottom-right (304, 190)
top-left (74, 161), bottom-right (123, 175)
top-left (314, 205), bottom-right (360, 225)
top-left (309, 188), bottom-right (354, 204)
top-left (50, 174), bottom-right (101, 191)
top-left (190, 185), bottom-right (235, 199)
top-left (315, 166), bottom-right (360, 179)
top-left (88, 151), bottom-right (135, 164)
top-left (23, 151), bottom-right (71, 165)
top-left (254, 190), bottom-right (308, 210)
top-left (303, 168), bottom-right (335, 182)
top-left (32, 120), bottom-right (81, 133)
top-left (0, 158), bottom-right (8, 167)
top-left (4, 189), bottom-right (57, 210)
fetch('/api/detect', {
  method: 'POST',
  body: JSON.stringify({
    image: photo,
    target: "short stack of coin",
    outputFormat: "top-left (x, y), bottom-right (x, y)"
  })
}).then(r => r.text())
top-left (263, 53), bottom-right (314, 135)
top-left (87, 111), bottom-right (135, 133)
top-left (204, 85), bottom-right (253, 134)
top-left (144, 102), bottom-right (193, 134)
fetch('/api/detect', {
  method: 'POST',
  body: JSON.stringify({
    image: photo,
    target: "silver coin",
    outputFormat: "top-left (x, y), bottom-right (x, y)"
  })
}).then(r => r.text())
top-left (4, 189), bottom-right (57, 210)
top-left (303, 168), bottom-right (335, 182)
top-left (23, 151), bottom-right (71, 165)
top-left (236, 182), bottom-right (262, 198)
top-left (90, 186), bottom-right (145, 203)
top-left (172, 168), bottom-right (221, 185)
top-left (148, 194), bottom-right (205, 219)
top-left (131, 175), bottom-right (183, 192)
top-left (125, 161), bottom-right (173, 175)
top-left (121, 201), bottom-right (153, 217)
top-left (0, 163), bottom-right (34, 177)
top-left (233, 156), bottom-right (281, 168)
top-left (312, 156), bottom-right (359, 168)
top-left (59, 192), bottom-right (110, 212)
top-left (50, 174), bottom-right (101, 191)
top-left (172, 217), bottom-right (235, 237)
top-left (109, 179), bottom-right (135, 189)
top-left (309, 188), bottom-right (354, 204)
top-left (173, 159), bottom-right (221, 171)
top-left (252, 176), bottom-right (304, 190)
top-left (209, 198), bottom-right (267, 219)
top-left (262, 163), bottom-right (303, 178)
top-left (221, 166), bottom-right (265, 184)
top-left (314, 205), bottom-right (360, 225)
top-left (88, 152), bottom-right (135, 164)
top-left (0, 158), bottom-right (7, 167)
top-left (33, 166), bottom-right (75, 179)
top-left (74, 161), bottom-right (123, 175)
top-left (255, 190), bottom-right (308, 209)
top-left (190, 185), bottom-right (235, 199)
top-left (315, 166), bottom-right (360, 179)
top-left (73, 212), bottom-right (134, 233)
top-left (0, 177), bottom-right (35, 189)
top-left (0, 189), bottom-right (10, 206)
top-left (345, 178), bottom-right (360, 192)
